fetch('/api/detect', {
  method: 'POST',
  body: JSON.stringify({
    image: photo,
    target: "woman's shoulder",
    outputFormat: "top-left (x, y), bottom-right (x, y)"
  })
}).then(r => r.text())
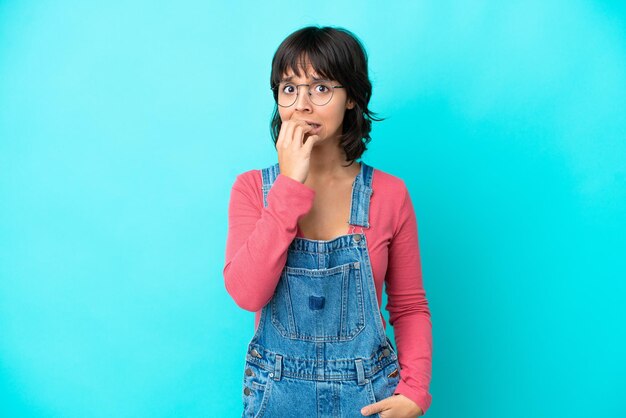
top-left (231, 162), bottom-right (291, 193)
top-left (234, 161), bottom-right (281, 184)
top-left (231, 167), bottom-right (263, 189)
top-left (370, 166), bottom-right (416, 227)
top-left (371, 166), bottom-right (409, 198)
top-left (228, 168), bottom-right (265, 208)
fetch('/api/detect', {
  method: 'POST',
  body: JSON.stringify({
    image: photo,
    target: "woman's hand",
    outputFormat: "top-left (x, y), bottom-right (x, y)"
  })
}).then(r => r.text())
top-left (276, 119), bottom-right (322, 184)
top-left (361, 394), bottom-right (423, 417)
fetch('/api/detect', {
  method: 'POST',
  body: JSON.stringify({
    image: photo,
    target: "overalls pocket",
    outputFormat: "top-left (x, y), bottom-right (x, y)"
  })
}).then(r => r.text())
top-left (368, 361), bottom-right (403, 407)
top-left (270, 261), bottom-right (365, 342)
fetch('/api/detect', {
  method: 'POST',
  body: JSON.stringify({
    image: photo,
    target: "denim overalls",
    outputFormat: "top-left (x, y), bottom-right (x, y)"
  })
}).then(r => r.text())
top-left (241, 161), bottom-right (402, 418)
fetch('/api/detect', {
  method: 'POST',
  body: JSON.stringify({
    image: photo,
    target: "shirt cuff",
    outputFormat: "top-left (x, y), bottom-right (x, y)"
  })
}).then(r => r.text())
top-left (394, 379), bottom-right (432, 415)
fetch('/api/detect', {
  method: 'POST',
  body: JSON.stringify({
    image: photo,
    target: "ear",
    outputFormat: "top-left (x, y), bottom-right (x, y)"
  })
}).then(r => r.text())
top-left (346, 98), bottom-right (355, 110)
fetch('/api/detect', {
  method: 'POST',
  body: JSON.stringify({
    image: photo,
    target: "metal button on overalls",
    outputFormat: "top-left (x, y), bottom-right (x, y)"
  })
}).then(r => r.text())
top-left (378, 347), bottom-right (391, 361)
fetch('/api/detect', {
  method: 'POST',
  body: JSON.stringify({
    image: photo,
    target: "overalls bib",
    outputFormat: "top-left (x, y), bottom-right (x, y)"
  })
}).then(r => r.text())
top-left (241, 161), bottom-right (402, 418)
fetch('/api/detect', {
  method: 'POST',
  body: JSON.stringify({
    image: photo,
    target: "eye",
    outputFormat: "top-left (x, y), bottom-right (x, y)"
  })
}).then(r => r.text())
top-left (314, 83), bottom-right (330, 93)
top-left (281, 84), bottom-right (295, 94)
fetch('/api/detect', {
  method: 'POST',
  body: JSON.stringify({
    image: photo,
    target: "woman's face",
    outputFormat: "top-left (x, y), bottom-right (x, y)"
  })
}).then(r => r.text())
top-left (277, 64), bottom-right (354, 143)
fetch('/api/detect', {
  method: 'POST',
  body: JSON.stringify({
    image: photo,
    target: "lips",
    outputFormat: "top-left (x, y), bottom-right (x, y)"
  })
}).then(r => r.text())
top-left (293, 119), bottom-right (322, 134)
top-left (306, 123), bottom-right (322, 134)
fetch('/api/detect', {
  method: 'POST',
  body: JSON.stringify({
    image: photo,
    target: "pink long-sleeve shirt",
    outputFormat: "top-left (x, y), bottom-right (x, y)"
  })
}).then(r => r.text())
top-left (223, 166), bottom-right (433, 414)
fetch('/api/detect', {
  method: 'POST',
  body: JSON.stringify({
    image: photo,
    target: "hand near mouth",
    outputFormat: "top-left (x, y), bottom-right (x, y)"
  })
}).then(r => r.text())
top-left (276, 119), bottom-right (322, 184)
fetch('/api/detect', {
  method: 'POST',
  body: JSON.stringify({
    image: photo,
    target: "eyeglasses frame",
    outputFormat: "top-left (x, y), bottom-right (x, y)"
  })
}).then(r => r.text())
top-left (271, 80), bottom-right (345, 107)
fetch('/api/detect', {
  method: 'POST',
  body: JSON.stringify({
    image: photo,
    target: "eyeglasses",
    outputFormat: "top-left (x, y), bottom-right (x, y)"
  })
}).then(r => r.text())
top-left (271, 80), bottom-right (344, 107)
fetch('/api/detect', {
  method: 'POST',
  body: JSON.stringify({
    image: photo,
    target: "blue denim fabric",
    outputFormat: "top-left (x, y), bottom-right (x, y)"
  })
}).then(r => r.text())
top-left (242, 161), bottom-right (402, 418)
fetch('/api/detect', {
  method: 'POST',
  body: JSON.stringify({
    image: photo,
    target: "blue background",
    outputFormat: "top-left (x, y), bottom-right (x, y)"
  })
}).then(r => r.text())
top-left (1, 1), bottom-right (625, 417)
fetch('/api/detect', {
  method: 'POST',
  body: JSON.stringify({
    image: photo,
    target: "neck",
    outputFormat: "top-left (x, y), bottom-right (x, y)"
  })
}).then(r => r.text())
top-left (307, 135), bottom-right (359, 183)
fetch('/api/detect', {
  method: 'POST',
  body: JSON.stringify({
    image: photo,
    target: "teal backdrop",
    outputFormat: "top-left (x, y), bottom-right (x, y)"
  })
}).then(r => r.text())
top-left (1, 1), bottom-right (624, 417)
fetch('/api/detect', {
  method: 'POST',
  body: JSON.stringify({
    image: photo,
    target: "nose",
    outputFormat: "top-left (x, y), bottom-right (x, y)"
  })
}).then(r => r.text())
top-left (294, 85), bottom-right (312, 111)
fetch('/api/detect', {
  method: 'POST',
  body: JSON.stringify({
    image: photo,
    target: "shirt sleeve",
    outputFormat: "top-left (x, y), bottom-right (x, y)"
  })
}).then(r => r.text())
top-left (386, 182), bottom-right (433, 415)
top-left (223, 171), bottom-right (316, 312)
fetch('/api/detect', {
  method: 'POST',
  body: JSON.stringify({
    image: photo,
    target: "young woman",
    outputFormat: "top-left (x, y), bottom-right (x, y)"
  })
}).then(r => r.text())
top-left (224, 26), bottom-right (432, 417)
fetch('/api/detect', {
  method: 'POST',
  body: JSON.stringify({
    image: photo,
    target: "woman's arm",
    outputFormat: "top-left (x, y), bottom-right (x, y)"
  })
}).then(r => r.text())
top-left (386, 182), bottom-right (433, 415)
top-left (223, 171), bottom-right (315, 312)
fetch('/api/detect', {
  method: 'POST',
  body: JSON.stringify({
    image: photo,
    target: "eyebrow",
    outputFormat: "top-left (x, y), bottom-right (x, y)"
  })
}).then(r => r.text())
top-left (280, 75), bottom-right (328, 82)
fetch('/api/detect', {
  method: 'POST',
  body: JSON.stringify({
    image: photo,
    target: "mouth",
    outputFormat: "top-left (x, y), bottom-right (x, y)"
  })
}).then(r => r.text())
top-left (305, 122), bottom-right (322, 133)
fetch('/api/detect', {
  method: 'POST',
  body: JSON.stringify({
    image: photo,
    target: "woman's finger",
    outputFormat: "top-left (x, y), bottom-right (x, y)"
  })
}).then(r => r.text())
top-left (283, 120), bottom-right (297, 148)
top-left (292, 124), bottom-right (312, 148)
top-left (302, 134), bottom-right (320, 153)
